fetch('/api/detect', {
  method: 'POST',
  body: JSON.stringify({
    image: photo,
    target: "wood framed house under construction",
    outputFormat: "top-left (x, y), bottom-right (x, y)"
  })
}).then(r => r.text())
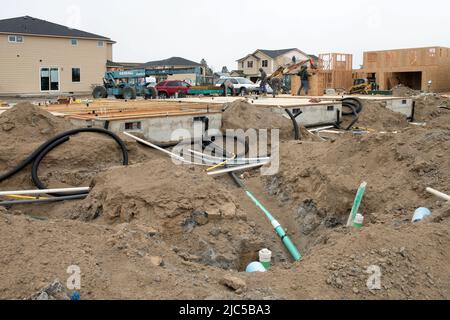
top-left (291, 53), bottom-right (353, 96)
top-left (360, 46), bottom-right (450, 92)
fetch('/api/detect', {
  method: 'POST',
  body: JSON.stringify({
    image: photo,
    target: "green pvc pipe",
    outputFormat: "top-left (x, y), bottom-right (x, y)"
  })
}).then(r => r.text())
top-left (346, 181), bottom-right (367, 227)
top-left (230, 173), bottom-right (302, 261)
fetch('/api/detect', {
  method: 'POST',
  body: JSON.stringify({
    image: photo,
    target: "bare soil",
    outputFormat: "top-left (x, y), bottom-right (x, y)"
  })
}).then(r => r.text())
top-left (0, 98), bottom-right (449, 300)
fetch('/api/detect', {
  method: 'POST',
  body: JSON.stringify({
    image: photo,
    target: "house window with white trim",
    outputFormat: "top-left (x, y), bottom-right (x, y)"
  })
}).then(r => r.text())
top-left (8, 35), bottom-right (24, 43)
top-left (262, 60), bottom-right (268, 67)
top-left (71, 39), bottom-right (78, 46)
top-left (97, 41), bottom-right (104, 47)
top-left (247, 61), bottom-right (253, 68)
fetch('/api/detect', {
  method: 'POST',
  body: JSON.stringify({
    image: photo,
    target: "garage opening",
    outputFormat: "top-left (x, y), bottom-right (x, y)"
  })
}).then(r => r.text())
top-left (387, 72), bottom-right (422, 90)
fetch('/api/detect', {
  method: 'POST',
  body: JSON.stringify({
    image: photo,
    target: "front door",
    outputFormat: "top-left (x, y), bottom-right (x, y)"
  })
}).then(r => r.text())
top-left (40, 67), bottom-right (60, 92)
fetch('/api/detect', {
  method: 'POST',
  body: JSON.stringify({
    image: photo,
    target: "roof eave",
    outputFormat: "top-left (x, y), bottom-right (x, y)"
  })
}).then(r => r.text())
top-left (0, 31), bottom-right (114, 43)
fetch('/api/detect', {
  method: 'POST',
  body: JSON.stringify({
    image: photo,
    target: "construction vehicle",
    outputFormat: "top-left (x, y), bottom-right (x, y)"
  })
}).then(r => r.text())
top-left (92, 69), bottom-right (158, 100)
top-left (348, 78), bottom-right (374, 95)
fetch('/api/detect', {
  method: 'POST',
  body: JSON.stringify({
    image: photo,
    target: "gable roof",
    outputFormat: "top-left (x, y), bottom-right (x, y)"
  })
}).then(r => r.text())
top-left (258, 48), bottom-right (302, 58)
top-left (237, 48), bottom-right (310, 62)
top-left (142, 57), bottom-right (201, 68)
top-left (0, 16), bottom-right (113, 41)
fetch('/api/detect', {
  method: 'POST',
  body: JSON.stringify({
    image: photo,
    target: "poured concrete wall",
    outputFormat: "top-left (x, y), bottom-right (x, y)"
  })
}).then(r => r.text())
top-left (70, 113), bottom-right (223, 144)
top-left (284, 102), bottom-right (342, 127)
top-left (385, 98), bottom-right (413, 117)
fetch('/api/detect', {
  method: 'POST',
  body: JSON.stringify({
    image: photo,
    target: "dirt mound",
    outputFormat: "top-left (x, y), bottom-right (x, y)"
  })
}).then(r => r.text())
top-left (0, 103), bottom-right (155, 191)
top-left (342, 100), bottom-right (410, 131)
top-left (413, 95), bottom-right (450, 129)
top-left (264, 127), bottom-right (450, 251)
top-left (0, 103), bottom-right (73, 142)
top-left (392, 85), bottom-right (420, 97)
top-left (222, 100), bottom-right (294, 140)
top-left (58, 159), bottom-right (265, 270)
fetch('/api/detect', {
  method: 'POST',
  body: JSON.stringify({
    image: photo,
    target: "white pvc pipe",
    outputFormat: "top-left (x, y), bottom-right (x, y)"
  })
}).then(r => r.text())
top-left (0, 187), bottom-right (90, 196)
top-left (426, 187), bottom-right (450, 201)
top-left (123, 132), bottom-right (209, 166)
top-left (207, 162), bottom-right (270, 176)
top-left (308, 126), bottom-right (335, 133)
top-left (188, 149), bottom-right (270, 162)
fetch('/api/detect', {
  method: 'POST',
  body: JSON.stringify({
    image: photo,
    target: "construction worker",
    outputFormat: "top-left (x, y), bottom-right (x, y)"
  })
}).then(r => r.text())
top-left (270, 77), bottom-right (283, 98)
top-left (259, 68), bottom-right (268, 96)
top-left (222, 79), bottom-right (235, 97)
top-left (297, 65), bottom-right (311, 96)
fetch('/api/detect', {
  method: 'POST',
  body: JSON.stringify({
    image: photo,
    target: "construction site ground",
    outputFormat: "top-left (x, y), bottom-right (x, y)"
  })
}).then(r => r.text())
top-left (0, 92), bottom-right (449, 300)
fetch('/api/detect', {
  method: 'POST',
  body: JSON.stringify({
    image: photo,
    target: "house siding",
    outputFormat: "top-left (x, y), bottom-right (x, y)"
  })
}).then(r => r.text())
top-left (238, 49), bottom-right (310, 78)
top-left (0, 34), bottom-right (112, 95)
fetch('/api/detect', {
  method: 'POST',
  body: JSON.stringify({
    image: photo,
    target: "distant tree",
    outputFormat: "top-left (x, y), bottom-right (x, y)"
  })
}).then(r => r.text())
top-left (200, 58), bottom-right (207, 66)
top-left (221, 66), bottom-right (229, 74)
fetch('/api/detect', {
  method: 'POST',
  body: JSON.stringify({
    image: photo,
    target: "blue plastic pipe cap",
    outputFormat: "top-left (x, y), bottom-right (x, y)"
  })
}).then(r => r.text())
top-left (246, 262), bottom-right (267, 273)
top-left (412, 207), bottom-right (431, 223)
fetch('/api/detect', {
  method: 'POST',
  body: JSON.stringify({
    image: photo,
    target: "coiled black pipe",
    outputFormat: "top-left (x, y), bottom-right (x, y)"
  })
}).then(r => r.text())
top-left (336, 98), bottom-right (363, 131)
top-left (0, 128), bottom-right (129, 197)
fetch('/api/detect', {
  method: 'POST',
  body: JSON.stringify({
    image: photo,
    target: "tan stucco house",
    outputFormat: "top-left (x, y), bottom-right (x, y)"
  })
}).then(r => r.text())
top-left (236, 48), bottom-right (312, 82)
top-left (0, 16), bottom-right (115, 96)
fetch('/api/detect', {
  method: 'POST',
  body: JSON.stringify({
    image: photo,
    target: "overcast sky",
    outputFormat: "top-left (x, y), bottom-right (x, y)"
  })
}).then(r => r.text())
top-left (2, 0), bottom-right (449, 71)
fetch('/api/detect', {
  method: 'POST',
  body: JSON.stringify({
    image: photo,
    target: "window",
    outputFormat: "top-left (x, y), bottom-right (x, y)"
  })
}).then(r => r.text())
top-left (237, 78), bottom-right (253, 84)
top-left (8, 35), bottom-right (24, 43)
top-left (337, 54), bottom-right (346, 62)
top-left (230, 79), bottom-right (239, 84)
top-left (98, 41), bottom-right (104, 47)
top-left (247, 61), bottom-right (253, 68)
top-left (429, 48), bottom-right (436, 57)
top-left (40, 67), bottom-right (59, 91)
top-left (72, 68), bottom-right (81, 82)
top-left (262, 60), bottom-right (268, 67)
top-left (71, 39), bottom-right (78, 46)
top-left (125, 122), bottom-right (142, 131)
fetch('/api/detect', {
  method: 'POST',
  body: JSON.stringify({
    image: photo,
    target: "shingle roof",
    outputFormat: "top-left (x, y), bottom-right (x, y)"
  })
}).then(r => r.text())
top-left (0, 16), bottom-right (113, 41)
top-left (258, 48), bottom-right (300, 58)
top-left (142, 57), bottom-right (201, 68)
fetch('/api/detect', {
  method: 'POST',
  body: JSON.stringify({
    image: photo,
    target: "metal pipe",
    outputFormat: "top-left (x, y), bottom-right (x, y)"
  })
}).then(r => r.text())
top-left (0, 194), bottom-right (87, 206)
top-left (0, 187), bottom-right (90, 197)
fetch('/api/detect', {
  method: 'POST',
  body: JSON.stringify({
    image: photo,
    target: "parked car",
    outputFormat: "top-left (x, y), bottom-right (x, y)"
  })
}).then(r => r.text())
top-left (155, 80), bottom-right (191, 98)
top-left (255, 80), bottom-right (274, 94)
top-left (215, 77), bottom-right (259, 95)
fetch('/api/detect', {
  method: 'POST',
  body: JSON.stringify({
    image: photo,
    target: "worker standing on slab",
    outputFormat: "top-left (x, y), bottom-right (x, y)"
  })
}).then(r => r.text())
top-left (270, 77), bottom-right (283, 98)
top-left (297, 65), bottom-right (311, 96)
top-left (259, 68), bottom-right (268, 96)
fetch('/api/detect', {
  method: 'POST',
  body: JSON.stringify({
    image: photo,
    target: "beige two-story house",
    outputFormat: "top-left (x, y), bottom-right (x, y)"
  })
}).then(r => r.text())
top-left (0, 16), bottom-right (115, 96)
top-left (236, 48), bottom-right (312, 82)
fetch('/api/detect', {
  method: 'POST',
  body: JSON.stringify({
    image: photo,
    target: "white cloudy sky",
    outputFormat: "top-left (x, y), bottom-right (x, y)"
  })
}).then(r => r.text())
top-left (2, 0), bottom-right (449, 71)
